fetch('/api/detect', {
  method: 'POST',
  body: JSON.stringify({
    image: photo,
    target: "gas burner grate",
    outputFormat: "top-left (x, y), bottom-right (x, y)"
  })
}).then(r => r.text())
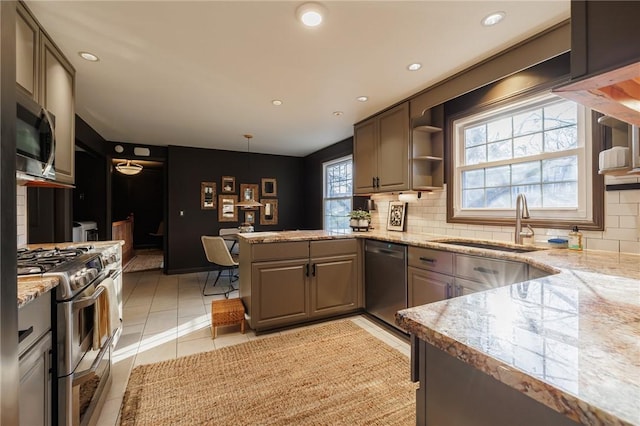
top-left (17, 247), bottom-right (95, 275)
top-left (18, 247), bottom-right (86, 261)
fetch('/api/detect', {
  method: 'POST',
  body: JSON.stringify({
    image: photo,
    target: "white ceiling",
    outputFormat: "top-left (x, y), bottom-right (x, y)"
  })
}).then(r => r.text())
top-left (25, 1), bottom-right (569, 157)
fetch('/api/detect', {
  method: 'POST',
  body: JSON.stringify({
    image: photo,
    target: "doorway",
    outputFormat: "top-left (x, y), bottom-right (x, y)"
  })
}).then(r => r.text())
top-left (112, 159), bottom-right (165, 250)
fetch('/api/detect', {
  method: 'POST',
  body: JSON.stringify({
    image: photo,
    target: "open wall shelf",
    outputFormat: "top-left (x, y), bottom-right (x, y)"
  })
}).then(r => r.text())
top-left (411, 105), bottom-right (444, 190)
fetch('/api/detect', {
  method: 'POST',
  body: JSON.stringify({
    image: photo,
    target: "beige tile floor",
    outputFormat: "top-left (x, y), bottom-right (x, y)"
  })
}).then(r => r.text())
top-left (95, 268), bottom-right (410, 426)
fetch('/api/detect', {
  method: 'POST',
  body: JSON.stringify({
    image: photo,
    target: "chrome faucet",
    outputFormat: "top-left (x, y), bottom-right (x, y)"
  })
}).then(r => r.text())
top-left (515, 193), bottom-right (532, 244)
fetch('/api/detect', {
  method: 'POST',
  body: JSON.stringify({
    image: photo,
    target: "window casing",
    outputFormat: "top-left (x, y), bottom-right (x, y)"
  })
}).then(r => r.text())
top-left (323, 156), bottom-right (353, 232)
top-left (452, 92), bottom-right (595, 223)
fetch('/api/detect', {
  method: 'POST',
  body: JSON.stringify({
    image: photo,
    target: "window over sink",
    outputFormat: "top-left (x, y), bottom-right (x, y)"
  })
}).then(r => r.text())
top-left (450, 91), bottom-right (604, 228)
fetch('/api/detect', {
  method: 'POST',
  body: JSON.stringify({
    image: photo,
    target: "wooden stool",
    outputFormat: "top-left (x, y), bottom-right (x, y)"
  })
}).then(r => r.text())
top-left (211, 298), bottom-right (245, 338)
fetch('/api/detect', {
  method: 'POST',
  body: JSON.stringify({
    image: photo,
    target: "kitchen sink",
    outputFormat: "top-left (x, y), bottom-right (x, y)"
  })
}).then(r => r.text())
top-left (434, 240), bottom-right (543, 253)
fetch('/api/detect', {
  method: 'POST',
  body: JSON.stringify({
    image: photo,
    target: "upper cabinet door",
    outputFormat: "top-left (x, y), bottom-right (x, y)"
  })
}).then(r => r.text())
top-left (40, 34), bottom-right (75, 184)
top-left (570, 0), bottom-right (640, 79)
top-left (353, 119), bottom-right (378, 194)
top-left (16, 3), bottom-right (39, 99)
top-left (377, 102), bottom-right (410, 192)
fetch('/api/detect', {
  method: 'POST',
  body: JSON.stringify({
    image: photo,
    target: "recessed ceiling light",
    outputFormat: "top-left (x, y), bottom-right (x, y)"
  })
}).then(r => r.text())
top-left (481, 11), bottom-right (506, 27)
top-left (272, 99), bottom-right (283, 106)
top-left (333, 111), bottom-right (343, 116)
top-left (296, 2), bottom-right (326, 27)
top-left (356, 96), bottom-right (368, 102)
top-left (78, 51), bottom-right (99, 62)
top-left (407, 63), bottom-right (422, 71)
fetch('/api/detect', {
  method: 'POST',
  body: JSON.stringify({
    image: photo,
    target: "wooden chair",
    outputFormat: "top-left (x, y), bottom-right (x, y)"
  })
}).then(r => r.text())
top-left (200, 236), bottom-right (239, 298)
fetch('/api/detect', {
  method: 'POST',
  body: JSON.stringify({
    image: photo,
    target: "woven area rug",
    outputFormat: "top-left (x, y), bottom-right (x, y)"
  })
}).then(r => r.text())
top-left (123, 250), bottom-right (163, 273)
top-left (120, 320), bottom-right (416, 425)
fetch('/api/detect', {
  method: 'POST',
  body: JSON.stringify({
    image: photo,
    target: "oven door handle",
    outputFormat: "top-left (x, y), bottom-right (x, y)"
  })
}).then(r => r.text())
top-left (73, 334), bottom-right (112, 387)
top-left (73, 286), bottom-right (105, 311)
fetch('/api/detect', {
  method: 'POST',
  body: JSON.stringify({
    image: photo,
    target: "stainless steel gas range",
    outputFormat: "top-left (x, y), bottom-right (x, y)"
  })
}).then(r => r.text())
top-left (18, 245), bottom-right (122, 426)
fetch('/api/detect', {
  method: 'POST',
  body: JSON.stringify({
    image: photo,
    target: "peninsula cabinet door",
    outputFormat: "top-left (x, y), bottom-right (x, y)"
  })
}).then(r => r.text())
top-left (310, 254), bottom-right (358, 317)
top-left (252, 259), bottom-right (309, 329)
top-left (408, 267), bottom-right (452, 307)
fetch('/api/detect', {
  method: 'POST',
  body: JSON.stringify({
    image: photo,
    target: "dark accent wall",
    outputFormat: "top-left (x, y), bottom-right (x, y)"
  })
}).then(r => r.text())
top-left (74, 150), bottom-right (109, 239)
top-left (75, 115), bottom-right (110, 239)
top-left (302, 137), bottom-right (353, 229)
top-left (166, 145), bottom-right (305, 274)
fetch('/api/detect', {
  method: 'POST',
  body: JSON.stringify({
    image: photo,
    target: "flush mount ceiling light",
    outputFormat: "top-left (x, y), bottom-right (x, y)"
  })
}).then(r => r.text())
top-left (272, 99), bottom-right (283, 106)
top-left (79, 51), bottom-right (99, 62)
top-left (481, 11), bottom-right (506, 26)
top-left (333, 111), bottom-right (344, 116)
top-left (407, 63), bottom-right (422, 71)
top-left (236, 134), bottom-right (263, 208)
top-left (115, 160), bottom-right (143, 176)
top-left (356, 96), bottom-right (369, 102)
top-left (296, 2), bottom-right (326, 27)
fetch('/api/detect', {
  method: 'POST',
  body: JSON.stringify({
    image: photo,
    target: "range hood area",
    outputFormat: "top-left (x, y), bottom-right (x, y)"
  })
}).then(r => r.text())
top-left (553, 61), bottom-right (640, 127)
top-left (552, 1), bottom-right (639, 125)
top-left (16, 171), bottom-right (75, 189)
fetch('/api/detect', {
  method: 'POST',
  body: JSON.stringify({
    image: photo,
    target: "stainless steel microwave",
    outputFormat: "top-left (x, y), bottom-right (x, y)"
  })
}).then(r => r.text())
top-left (16, 90), bottom-right (56, 182)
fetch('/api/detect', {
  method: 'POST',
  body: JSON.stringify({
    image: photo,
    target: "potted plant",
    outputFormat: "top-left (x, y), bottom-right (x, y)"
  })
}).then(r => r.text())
top-left (349, 210), bottom-right (371, 229)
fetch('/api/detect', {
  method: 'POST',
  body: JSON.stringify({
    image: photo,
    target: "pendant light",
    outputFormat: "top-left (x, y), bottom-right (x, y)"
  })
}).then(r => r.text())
top-left (115, 160), bottom-right (143, 175)
top-left (236, 134), bottom-right (263, 208)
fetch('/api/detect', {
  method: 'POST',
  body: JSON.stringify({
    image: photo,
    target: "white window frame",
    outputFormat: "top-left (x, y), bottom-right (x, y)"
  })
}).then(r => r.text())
top-left (323, 155), bottom-right (353, 231)
top-left (452, 92), bottom-right (593, 222)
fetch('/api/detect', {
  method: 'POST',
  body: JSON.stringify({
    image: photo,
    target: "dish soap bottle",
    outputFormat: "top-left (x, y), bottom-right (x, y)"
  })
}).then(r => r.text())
top-left (568, 226), bottom-right (583, 251)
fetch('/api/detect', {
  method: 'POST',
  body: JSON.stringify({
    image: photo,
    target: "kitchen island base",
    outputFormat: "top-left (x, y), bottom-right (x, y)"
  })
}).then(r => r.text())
top-left (415, 339), bottom-right (578, 426)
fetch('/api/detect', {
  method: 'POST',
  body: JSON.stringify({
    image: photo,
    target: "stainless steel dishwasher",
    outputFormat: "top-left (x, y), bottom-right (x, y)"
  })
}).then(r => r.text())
top-left (365, 239), bottom-right (407, 330)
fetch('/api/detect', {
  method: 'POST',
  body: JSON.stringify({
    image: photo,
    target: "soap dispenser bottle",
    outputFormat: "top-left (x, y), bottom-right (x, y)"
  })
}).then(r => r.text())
top-left (568, 226), bottom-right (583, 251)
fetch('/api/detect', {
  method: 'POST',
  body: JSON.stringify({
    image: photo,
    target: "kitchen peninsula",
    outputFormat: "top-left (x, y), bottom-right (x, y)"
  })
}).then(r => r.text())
top-left (238, 230), bottom-right (640, 426)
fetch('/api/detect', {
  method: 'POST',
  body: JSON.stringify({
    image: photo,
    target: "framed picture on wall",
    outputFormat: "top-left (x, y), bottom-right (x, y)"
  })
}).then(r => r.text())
top-left (218, 195), bottom-right (238, 222)
top-left (221, 176), bottom-right (235, 193)
top-left (260, 198), bottom-right (278, 225)
top-left (261, 178), bottom-right (277, 197)
top-left (240, 183), bottom-right (259, 208)
top-left (245, 211), bottom-right (255, 224)
top-left (200, 182), bottom-right (216, 210)
top-left (387, 201), bottom-right (407, 231)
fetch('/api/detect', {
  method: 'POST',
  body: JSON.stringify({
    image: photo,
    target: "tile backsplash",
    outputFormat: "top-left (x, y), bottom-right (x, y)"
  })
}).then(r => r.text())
top-left (369, 176), bottom-right (640, 254)
top-left (17, 185), bottom-right (27, 247)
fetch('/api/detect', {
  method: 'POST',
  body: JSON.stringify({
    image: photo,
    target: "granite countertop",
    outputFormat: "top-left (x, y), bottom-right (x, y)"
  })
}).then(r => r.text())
top-left (239, 229), bottom-right (640, 425)
top-left (17, 240), bottom-right (124, 309)
top-left (237, 230), bottom-right (355, 244)
top-left (396, 271), bottom-right (640, 426)
top-left (239, 229), bottom-right (639, 280)
top-left (17, 275), bottom-right (58, 308)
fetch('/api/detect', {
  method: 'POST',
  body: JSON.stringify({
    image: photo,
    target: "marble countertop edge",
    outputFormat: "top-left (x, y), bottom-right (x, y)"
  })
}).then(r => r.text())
top-left (396, 312), bottom-right (633, 426)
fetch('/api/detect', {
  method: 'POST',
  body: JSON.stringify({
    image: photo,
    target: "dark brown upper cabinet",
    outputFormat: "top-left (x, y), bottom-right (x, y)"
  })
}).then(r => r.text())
top-left (353, 102), bottom-right (410, 194)
top-left (553, 1), bottom-right (640, 126)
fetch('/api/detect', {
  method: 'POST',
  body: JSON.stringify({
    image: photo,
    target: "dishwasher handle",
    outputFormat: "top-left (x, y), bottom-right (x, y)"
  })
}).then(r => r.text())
top-left (365, 242), bottom-right (406, 260)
